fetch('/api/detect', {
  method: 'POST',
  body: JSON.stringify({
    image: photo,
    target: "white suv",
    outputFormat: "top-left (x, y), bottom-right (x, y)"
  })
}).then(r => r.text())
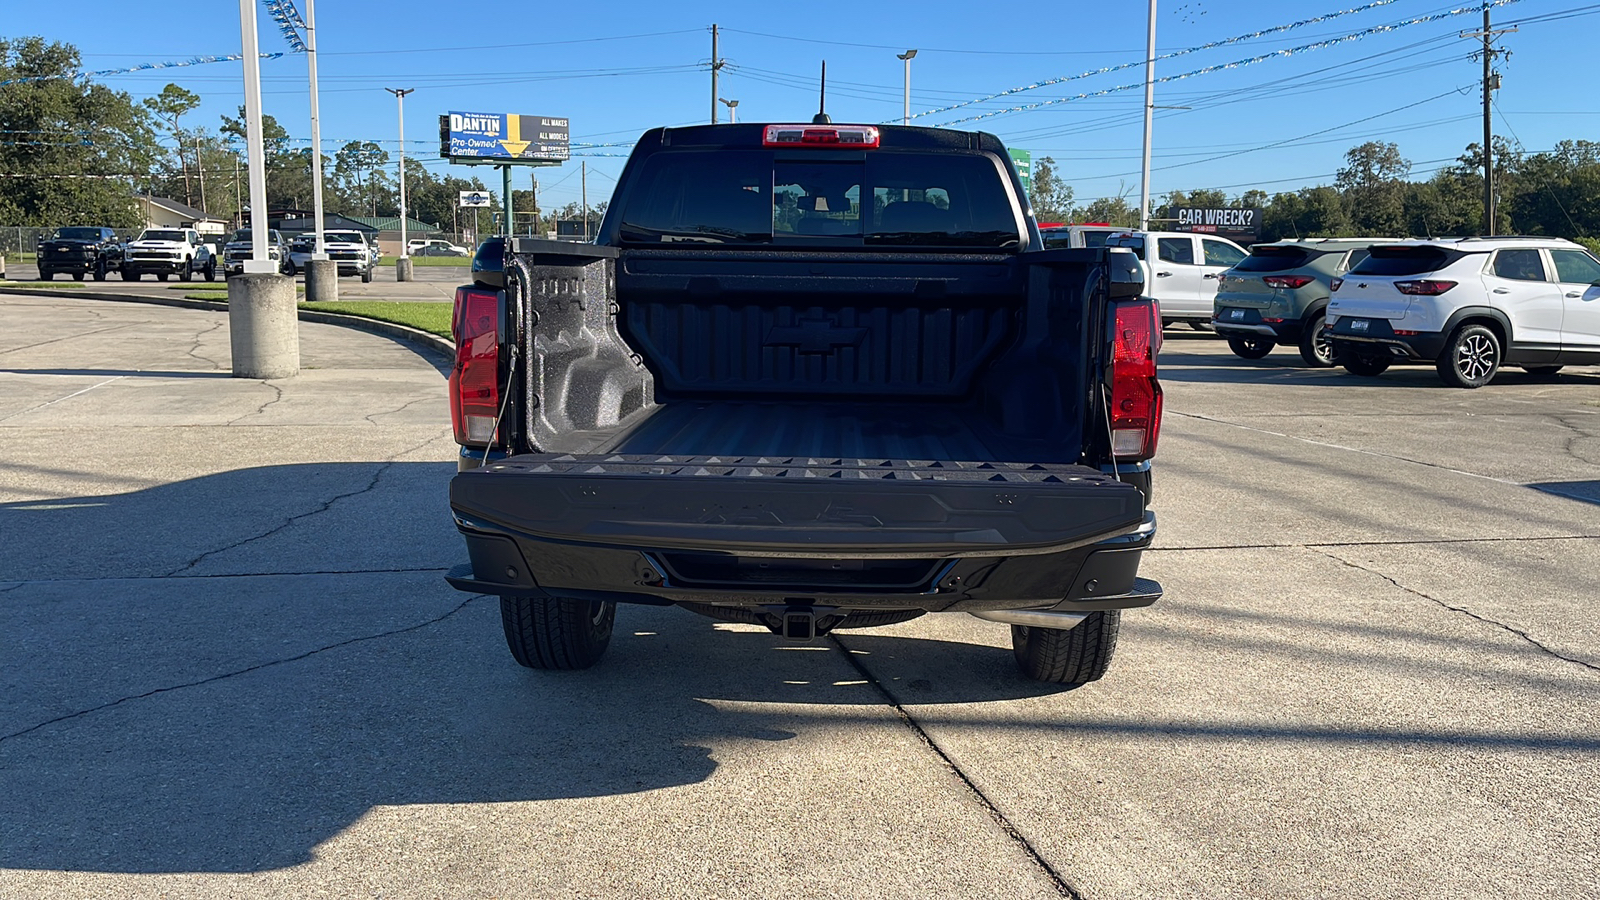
top-left (1105, 230), bottom-right (1249, 328)
top-left (1326, 237), bottom-right (1600, 387)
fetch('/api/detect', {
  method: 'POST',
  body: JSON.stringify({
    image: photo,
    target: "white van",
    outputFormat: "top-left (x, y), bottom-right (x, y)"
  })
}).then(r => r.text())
top-left (1104, 230), bottom-right (1249, 327)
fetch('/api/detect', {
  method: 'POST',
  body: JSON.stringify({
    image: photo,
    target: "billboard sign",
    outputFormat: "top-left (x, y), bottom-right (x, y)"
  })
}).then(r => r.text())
top-left (1008, 148), bottom-right (1031, 197)
top-left (459, 190), bottom-right (493, 208)
top-left (441, 112), bottom-right (569, 163)
top-left (1170, 207), bottom-right (1262, 240)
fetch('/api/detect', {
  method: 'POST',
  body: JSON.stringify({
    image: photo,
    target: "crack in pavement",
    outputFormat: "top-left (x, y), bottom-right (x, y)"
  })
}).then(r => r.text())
top-left (0, 322), bottom-right (138, 357)
top-left (186, 320), bottom-right (227, 371)
top-left (0, 374), bottom-right (126, 423)
top-left (830, 633), bottom-right (1083, 900)
top-left (1318, 549), bottom-right (1600, 677)
top-left (227, 381), bottom-right (286, 425)
top-left (163, 433), bottom-right (447, 576)
top-left (1549, 414), bottom-right (1600, 467)
top-left (363, 395), bottom-right (436, 426)
top-left (1148, 534), bottom-right (1600, 552)
top-left (0, 595), bottom-right (485, 746)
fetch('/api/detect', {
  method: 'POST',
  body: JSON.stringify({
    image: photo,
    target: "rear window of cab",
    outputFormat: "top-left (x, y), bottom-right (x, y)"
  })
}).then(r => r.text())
top-left (618, 149), bottom-right (1022, 250)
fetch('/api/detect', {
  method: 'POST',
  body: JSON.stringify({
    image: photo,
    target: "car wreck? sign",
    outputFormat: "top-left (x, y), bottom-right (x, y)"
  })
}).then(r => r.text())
top-left (1169, 206), bottom-right (1262, 240)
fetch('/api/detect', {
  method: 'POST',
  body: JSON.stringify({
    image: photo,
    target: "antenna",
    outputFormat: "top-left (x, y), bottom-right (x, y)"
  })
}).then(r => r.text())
top-left (813, 60), bottom-right (831, 124)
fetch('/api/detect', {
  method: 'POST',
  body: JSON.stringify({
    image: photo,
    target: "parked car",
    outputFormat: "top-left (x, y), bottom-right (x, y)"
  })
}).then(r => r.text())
top-left (221, 229), bottom-right (290, 277)
top-left (36, 227), bottom-right (123, 281)
top-left (1326, 236), bottom-right (1600, 387)
top-left (442, 121), bottom-right (1163, 686)
top-left (1040, 223), bottom-right (1123, 250)
top-left (410, 239), bottom-right (469, 257)
top-left (286, 230), bottom-right (375, 282)
top-left (1212, 238), bottom-right (1385, 366)
top-left (1104, 230), bottom-right (1249, 329)
top-left (122, 227), bottom-right (216, 282)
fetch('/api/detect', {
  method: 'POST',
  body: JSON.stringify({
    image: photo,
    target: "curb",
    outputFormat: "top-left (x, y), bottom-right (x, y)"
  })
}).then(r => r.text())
top-left (0, 285), bottom-right (456, 366)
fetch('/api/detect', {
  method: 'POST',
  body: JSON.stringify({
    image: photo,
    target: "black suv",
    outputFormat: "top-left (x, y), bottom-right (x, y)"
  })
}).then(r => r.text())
top-left (37, 227), bottom-right (124, 281)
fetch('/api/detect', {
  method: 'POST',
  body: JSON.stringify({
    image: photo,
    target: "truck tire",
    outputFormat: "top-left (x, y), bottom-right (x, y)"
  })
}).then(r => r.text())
top-left (1011, 611), bottom-right (1120, 685)
top-left (39, 270), bottom-right (54, 281)
top-left (204, 260), bottom-right (216, 281)
top-left (1436, 323), bottom-right (1501, 388)
top-left (93, 260), bottom-right (107, 281)
top-left (1226, 336), bottom-right (1274, 359)
top-left (1297, 313), bottom-right (1335, 367)
top-left (179, 260), bottom-right (192, 282)
top-left (123, 269), bottom-right (140, 281)
top-left (156, 272), bottom-right (169, 282)
top-left (361, 266), bottom-right (373, 284)
top-left (500, 594), bottom-right (615, 670)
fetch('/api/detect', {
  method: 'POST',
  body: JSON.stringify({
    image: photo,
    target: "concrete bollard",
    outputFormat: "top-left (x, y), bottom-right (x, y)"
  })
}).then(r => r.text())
top-left (396, 257), bottom-right (414, 282)
top-left (304, 258), bottom-right (338, 302)
top-left (228, 273), bottom-right (299, 379)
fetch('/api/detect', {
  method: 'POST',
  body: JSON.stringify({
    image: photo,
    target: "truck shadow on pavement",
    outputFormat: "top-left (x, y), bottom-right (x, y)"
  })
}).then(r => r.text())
top-left (0, 462), bottom-right (1069, 875)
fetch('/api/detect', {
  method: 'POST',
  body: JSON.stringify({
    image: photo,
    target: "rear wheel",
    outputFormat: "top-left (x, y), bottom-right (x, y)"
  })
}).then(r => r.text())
top-left (1522, 365), bottom-right (1563, 378)
top-left (1338, 348), bottom-right (1391, 377)
top-left (156, 272), bottom-right (169, 282)
top-left (1437, 323), bottom-right (1501, 388)
top-left (1011, 611), bottom-right (1120, 685)
top-left (500, 594), bottom-right (615, 670)
top-left (204, 260), bottom-right (216, 281)
top-left (1298, 313), bottom-right (1335, 367)
top-left (1226, 335), bottom-right (1275, 359)
top-left (71, 271), bottom-right (85, 281)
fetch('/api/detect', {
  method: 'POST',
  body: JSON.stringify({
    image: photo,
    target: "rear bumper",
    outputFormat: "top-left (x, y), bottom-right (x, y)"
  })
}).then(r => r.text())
top-left (1328, 318), bottom-right (1446, 361)
top-left (445, 454), bottom-right (1161, 613)
top-left (1213, 306), bottom-right (1302, 342)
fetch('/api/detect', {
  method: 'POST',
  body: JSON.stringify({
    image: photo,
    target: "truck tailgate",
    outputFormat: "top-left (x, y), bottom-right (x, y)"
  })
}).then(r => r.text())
top-left (451, 454), bottom-right (1144, 558)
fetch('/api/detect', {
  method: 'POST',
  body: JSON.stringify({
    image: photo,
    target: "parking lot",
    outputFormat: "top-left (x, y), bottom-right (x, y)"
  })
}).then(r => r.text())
top-left (2, 293), bottom-right (1597, 898)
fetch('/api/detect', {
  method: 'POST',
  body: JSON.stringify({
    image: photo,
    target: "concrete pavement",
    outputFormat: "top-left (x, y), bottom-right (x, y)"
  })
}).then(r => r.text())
top-left (2, 295), bottom-right (1598, 898)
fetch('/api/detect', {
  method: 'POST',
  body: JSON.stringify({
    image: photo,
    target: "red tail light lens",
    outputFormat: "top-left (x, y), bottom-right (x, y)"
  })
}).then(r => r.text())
top-left (450, 286), bottom-right (502, 447)
top-left (1394, 279), bottom-right (1457, 296)
top-left (1111, 299), bottom-right (1163, 461)
top-left (763, 124), bottom-right (881, 147)
top-left (1330, 278), bottom-right (1344, 292)
top-left (1263, 274), bottom-right (1315, 289)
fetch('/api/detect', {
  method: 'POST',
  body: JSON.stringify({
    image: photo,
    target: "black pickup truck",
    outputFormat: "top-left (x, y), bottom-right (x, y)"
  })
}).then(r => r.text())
top-left (37, 226), bottom-right (124, 281)
top-left (444, 122), bottom-right (1164, 685)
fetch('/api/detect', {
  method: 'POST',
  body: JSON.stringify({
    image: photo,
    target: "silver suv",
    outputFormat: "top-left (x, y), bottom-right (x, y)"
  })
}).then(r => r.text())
top-left (1327, 236), bottom-right (1600, 388)
top-left (1213, 238), bottom-right (1386, 367)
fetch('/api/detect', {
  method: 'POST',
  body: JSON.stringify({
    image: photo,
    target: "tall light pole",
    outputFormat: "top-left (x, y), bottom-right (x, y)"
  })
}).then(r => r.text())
top-left (720, 98), bottom-right (739, 123)
top-left (1138, 0), bottom-right (1156, 231)
top-left (897, 50), bottom-right (918, 125)
top-left (386, 87), bottom-right (414, 263)
top-left (305, 0), bottom-right (326, 259)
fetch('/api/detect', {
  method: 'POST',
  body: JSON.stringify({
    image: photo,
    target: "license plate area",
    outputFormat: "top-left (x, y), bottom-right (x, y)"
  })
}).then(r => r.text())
top-left (1351, 319), bottom-right (1370, 332)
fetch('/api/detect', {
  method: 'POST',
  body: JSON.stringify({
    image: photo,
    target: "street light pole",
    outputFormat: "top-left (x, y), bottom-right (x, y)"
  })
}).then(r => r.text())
top-left (1139, 0), bottom-right (1156, 231)
top-left (720, 98), bottom-right (739, 123)
top-left (897, 50), bottom-right (917, 125)
top-left (239, 0), bottom-right (272, 273)
top-left (386, 87), bottom-right (414, 275)
top-left (306, 0), bottom-right (326, 259)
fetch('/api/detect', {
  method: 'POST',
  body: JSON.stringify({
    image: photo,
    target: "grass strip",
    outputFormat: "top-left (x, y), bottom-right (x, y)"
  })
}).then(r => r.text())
top-left (181, 294), bottom-right (452, 339)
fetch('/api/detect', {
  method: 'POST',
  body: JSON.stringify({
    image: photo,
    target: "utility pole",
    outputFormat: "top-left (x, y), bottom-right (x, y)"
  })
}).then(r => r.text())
top-left (710, 25), bottom-right (723, 124)
top-left (897, 50), bottom-right (917, 126)
top-left (386, 87), bottom-right (414, 277)
top-left (1138, 0), bottom-right (1156, 231)
top-left (581, 161), bottom-right (589, 241)
top-left (1463, 3), bottom-right (1515, 235)
top-left (195, 132), bottom-right (208, 214)
top-left (531, 171), bottom-right (539, 237)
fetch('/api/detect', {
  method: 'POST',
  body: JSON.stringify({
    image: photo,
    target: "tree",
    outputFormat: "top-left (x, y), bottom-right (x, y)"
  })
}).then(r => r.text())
top-left (221, 106), bottom-right (317, 211)
top-left (1337, 141), bottom-right (1410, 235)
top-left (0, 36), bottom-right (159, 227)
top-left (1029, 156), bottom-right (1074, 221)
top-left (143, 83), bottom-right (200, 207)
top-left (332, 140), bottom-right (389, 216)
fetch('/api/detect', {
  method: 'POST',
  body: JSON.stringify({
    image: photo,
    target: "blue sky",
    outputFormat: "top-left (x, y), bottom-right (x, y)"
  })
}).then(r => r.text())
top-left (9, 1), bottom-right (1598, 212)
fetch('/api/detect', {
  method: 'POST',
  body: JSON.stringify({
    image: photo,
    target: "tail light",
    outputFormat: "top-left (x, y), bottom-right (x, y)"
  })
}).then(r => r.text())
top-left (450, 286), bottom-right (502, 446)
top-left (763, 124), bottom-right (881, 147)
top-left (1394, 279), bottom-right (1457, 295)
top-left (1263, 274), bottom-right (1315, 289)
top-left (1110, 299), bottom-right (1163, 461)
top-left (1330, 278), bottom-right (1344, 292)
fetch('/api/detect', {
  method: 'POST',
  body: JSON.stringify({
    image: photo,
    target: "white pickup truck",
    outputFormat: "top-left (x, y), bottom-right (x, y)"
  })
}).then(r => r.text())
top-left (122, 228), bottom-right (216, 282)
